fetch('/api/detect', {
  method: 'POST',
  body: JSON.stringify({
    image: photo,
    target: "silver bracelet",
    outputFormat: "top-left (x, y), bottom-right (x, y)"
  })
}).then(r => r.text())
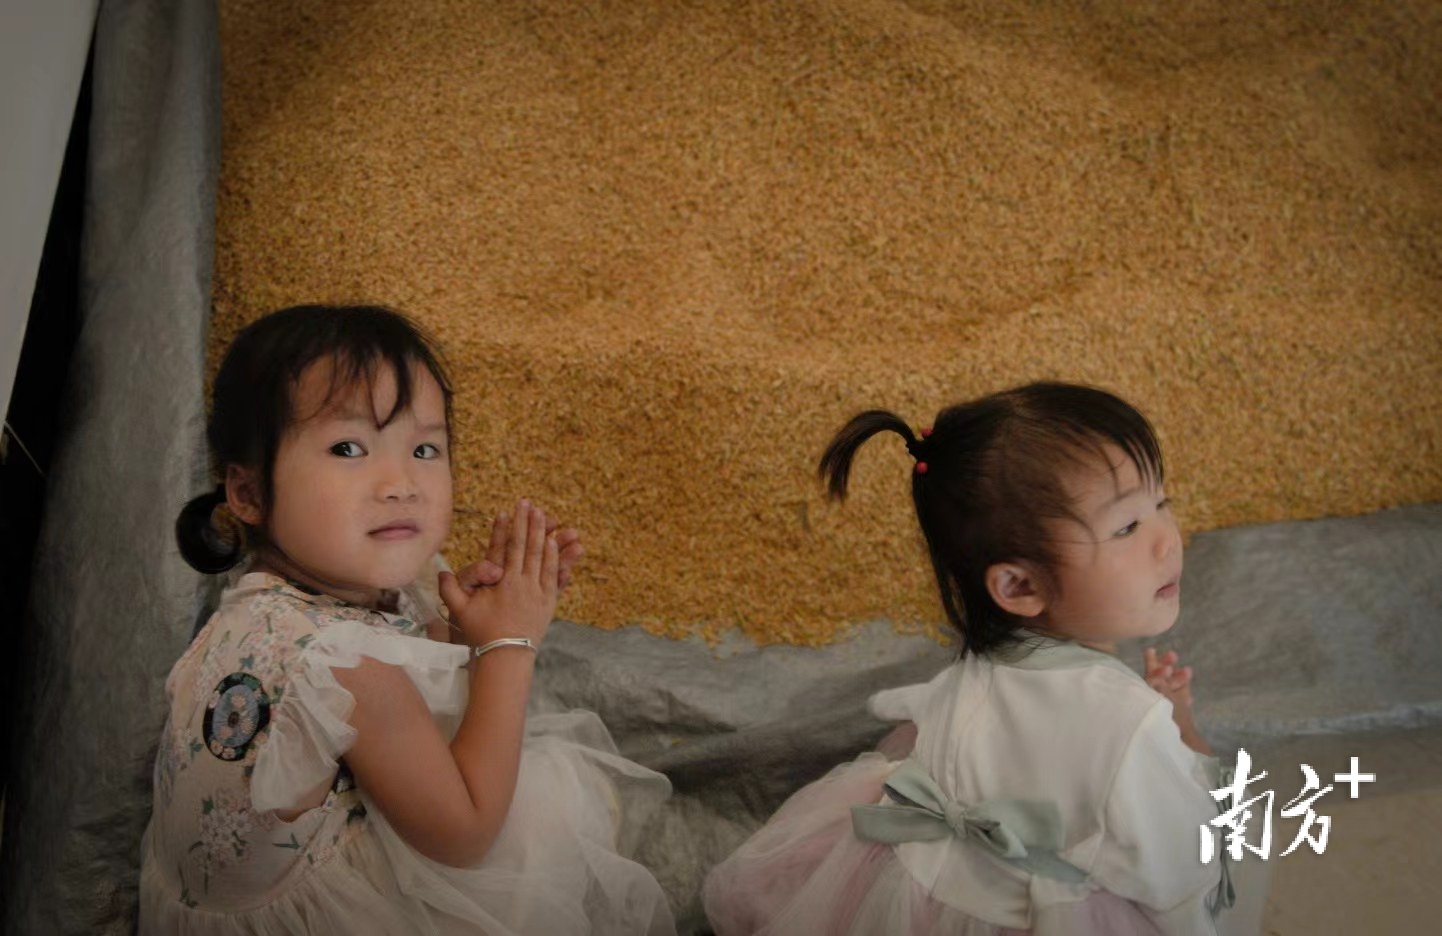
top-left (470, 637), bottom-right (536, 660)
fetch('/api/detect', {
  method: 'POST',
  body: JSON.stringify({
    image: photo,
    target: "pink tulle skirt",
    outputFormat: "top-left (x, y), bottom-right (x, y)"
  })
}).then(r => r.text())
top-left (703, 726), bottom-right (1162, 936)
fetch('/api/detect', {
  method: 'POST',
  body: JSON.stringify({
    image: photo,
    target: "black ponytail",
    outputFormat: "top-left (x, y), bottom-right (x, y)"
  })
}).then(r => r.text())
top-left (817, 409), bottom-right (922, 501)
top-left (175, 484), bottom-right (244, 574)
top-left (819, 382), bottom-right (1168, 658)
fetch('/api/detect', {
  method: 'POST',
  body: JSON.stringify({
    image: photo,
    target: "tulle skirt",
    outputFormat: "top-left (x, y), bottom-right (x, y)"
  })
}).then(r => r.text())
top-left (702, 727), bottom-right (1165, 936)
top-left (140, 711), bottom-right (676, 936)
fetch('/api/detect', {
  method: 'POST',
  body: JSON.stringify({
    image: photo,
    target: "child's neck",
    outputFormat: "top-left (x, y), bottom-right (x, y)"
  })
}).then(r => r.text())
top-left (1025, 624), bottom-right (1118, 657)
top-left (249, 550), bottom-right (396, 612)
top-left (1077, 638), bottom-right (1118, 655)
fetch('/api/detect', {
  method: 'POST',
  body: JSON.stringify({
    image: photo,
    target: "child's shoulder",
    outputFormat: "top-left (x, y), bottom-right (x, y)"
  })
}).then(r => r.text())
top-left (988, 643), bottom-right (1167, 756)
top-left (1066, 656), bottom-right (1159, 711)
top-left (869, 645), bottom-right (1160, 729)
top-left (161, 575), bottom-right (354, 746)
top-left (191, 573), bottom-right (378, 674)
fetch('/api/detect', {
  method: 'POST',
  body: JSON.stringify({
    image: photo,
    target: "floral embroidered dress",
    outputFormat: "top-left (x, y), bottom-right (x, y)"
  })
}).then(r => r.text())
top-left (140, 571), bottom-right (675, 935)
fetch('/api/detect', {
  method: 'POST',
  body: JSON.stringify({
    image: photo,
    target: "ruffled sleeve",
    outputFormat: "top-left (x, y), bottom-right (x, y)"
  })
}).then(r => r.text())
top-left (1087, 700), bottom-right (1224, 936)
top-left (250, 616), bottom-right (470, 814)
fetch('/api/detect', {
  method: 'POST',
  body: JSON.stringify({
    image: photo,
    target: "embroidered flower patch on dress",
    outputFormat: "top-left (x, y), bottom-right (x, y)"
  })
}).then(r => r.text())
top-left (204, 673), bottom-right (270, 761)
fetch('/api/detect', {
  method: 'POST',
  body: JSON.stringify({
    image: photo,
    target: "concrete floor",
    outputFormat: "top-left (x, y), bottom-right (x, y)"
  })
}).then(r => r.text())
top-left (1262, 786), bottom-right (1442, 934)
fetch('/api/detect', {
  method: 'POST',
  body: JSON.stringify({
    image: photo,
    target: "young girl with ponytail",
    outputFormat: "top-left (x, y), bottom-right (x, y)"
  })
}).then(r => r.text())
top-left (704, 382), bottom-right (1250, 936)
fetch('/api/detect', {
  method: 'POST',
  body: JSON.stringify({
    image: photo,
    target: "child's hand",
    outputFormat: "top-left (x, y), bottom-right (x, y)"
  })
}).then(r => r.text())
top-left (451, 510), bottom-right (584, 592)
top-left (1143, 647), bottom-right (1212, 756)
top-left (1143, 648), bottom-right (1193, 709)
top-left (439, 500), bottom-right (559, 648)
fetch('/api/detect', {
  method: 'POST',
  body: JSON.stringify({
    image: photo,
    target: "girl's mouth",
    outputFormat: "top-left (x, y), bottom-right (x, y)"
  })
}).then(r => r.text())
top-left (1156, 578), bottom-right (1180, 599)
top-left (369, 521), bottom-right (420, 540)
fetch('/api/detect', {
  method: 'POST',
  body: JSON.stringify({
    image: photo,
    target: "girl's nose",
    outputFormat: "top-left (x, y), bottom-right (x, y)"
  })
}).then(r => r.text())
top-left (376, 463), bottom-right (419, 502)
top-left (1155, 514), bottom-right (1181, 559)
top-left (380, 483), bottom-right (418, 502)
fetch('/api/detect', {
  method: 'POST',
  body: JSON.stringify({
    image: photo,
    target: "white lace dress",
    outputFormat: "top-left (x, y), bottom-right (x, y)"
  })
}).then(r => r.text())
top-left (140, 572), bottom-right (675, 935)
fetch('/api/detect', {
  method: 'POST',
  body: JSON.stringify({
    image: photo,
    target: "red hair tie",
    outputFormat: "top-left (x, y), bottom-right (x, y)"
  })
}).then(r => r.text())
top-left (915, 461), bottom-right (929, 474)
top-left (920, 426), bottom-right (933, 438)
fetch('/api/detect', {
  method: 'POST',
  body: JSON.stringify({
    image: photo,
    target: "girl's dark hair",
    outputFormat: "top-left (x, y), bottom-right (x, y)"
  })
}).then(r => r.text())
top-left (176, 304), bottom-right (453, 574)
top-left (819, 382), bottom-right (1164, 657)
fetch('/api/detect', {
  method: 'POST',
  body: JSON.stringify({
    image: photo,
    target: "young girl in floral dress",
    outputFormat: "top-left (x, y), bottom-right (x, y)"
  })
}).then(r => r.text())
top-left (140, 304), bottom-right (675, 935)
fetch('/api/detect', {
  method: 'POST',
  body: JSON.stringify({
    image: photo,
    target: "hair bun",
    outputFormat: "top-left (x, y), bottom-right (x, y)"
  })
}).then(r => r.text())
top-left (175, 485), bottom-right (244, 574)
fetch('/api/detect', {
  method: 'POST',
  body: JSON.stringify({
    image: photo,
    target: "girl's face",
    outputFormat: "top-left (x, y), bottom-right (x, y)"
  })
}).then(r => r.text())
top-left (258, 358), bottom-right (452, 606)
top-left (1038, 443), bottom-right (1183, 646)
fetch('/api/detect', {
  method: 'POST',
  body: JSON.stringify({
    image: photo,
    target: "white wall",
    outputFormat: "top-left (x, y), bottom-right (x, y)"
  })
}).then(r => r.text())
top-left (0, 1), bottom-right (99, 424)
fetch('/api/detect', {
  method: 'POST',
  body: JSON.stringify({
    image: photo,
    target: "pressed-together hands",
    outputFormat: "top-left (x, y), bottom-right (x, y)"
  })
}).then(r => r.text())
top-left (438, 500), bottom-right (580, 649)
top-left (1143, 647), bottom-right (1213, 756)
top-left (451, 507), bottom-right (584, 594)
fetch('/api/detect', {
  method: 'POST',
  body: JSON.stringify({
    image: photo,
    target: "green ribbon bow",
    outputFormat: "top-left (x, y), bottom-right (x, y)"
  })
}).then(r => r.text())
top-left (851, 759), bottom-right (1088, 884)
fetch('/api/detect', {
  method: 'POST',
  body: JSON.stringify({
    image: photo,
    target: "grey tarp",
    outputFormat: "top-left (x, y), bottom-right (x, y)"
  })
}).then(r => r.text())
top-left (3, 2), bottom-right (1441, 934)
top-left (0, 1), bottom-right (220, 934)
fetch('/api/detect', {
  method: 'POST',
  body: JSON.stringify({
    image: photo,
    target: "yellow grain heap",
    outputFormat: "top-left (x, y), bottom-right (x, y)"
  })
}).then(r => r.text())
top-left (214, 1), bottom-right (1442, 645)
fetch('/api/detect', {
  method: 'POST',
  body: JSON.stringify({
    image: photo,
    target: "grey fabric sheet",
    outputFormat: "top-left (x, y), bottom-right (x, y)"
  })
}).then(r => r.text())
top-left (1136, 503), bottom-right (1442, 750)
top-left (0, 2), bottom-right (220, 934)
top-left (2, 1), bottom-right (1439, 932)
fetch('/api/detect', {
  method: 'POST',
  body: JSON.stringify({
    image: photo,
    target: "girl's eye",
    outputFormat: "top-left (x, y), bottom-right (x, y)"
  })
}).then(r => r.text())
top-left (329, 441), bottom-right (365, 458)
top-left (414, 443), bottom-right (443, 460)
top-left (1158, 497), bottom-right (1172, 511)
top-left (1115, 520), bottom-right (1140, 538)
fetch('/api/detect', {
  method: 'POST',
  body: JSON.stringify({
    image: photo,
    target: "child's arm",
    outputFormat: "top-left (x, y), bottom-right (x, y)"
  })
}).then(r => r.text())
top-left (1144, 648), bottom-right (1213, 756)
top-left (1087, 701), bottom-right (1227, 936)
top-left (335, 501), bottom-right (560, 868)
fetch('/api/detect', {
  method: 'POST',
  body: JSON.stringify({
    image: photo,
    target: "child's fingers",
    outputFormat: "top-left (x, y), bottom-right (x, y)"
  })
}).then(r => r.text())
top-left (485, 511), bottom-right (511, 568)
top-left (523, 504), bottom-right (547, 576)
top-left (1143, 648), bottom-right (1157, 671)
top-left (438, 570), bottom-right (466, 614)
top-left (541, 531), bottom-right (560, 598)
top-left (1160, 668), bottom-right (1190, 691)
top-left (1146, 660), bottom-right (1192, 696)
top-left (558, 532), bottom-right (584, 574)
top-left (504, 499), bottom-right (528, 570)
top-left (557, 537), bottom-right (584, 590)
top-left (460, 560), bottom-right (503, 589)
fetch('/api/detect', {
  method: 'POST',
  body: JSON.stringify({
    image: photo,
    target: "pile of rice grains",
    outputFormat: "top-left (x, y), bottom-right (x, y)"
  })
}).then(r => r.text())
top-left (214, 1), bottom-right (1441, 646)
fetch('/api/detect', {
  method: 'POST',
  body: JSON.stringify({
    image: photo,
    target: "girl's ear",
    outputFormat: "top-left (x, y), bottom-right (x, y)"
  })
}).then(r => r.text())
top-left (985, 561), bottom-right (1047, 618)
top-left (225, 464), bottom-right (264, 527)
